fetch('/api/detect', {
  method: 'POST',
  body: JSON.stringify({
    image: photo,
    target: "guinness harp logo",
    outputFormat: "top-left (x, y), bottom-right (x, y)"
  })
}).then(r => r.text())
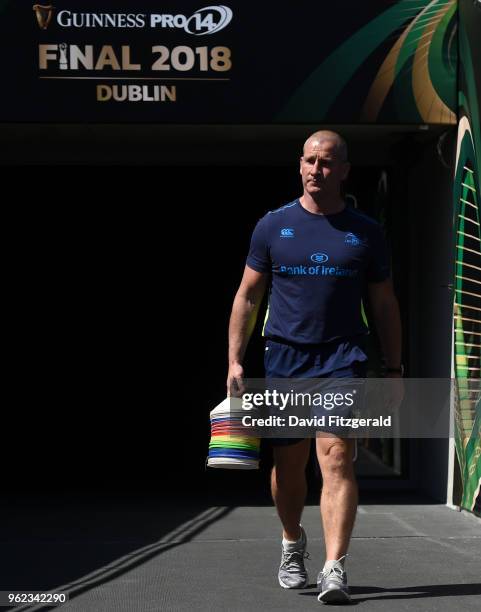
top-left (33, 4), bottom-right (55, 30)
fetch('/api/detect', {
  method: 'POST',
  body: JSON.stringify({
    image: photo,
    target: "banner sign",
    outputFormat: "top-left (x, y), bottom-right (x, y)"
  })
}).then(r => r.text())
top-left (0, 0), bottom-right (457, 123)
top-left (452, 0), bottom-right (481, 516)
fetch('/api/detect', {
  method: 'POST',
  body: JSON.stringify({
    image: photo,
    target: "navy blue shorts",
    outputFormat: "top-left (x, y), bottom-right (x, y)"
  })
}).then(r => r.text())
top-left (264, 337), bottom-right (367, 446)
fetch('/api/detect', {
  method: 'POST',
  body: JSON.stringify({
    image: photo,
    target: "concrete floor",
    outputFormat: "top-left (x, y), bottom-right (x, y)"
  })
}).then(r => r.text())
top-left (1, 493), bottom-right (480, 611)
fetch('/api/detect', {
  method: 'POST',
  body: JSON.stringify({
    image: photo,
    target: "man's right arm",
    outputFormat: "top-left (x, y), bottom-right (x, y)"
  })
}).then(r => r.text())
top-left (227, 265), bottom-right (268, 395)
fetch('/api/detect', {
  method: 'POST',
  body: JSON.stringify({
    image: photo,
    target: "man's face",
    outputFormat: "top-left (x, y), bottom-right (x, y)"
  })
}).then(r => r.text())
top-left (300, 139), bottom-right (350, 198)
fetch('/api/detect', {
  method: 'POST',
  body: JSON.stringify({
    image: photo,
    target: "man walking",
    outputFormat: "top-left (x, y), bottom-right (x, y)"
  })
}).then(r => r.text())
top-left (227, 130), bottom-right (402, 603)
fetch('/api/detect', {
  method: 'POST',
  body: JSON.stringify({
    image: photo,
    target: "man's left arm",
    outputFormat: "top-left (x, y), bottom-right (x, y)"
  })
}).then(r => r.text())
top-left (368, 279), bottom-right (402, 373)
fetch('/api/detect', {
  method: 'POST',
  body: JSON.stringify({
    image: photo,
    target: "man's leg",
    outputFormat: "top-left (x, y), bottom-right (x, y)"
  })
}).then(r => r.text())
top-left (315, 434), bottom-right (356, 602)
top-left (316, 435), bottom-right (357, 560)
top-left (271, 439), bottom-right (311, 541)
top-left (272, 438), bottom-right (311, 589)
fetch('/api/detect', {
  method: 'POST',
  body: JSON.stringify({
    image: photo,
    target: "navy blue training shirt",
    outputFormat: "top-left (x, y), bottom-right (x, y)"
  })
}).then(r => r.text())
top-left (246, 199), bottom-right (390, 346)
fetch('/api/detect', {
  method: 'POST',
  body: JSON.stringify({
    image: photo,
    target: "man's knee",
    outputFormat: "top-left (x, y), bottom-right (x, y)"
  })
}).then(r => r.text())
top-left (273, 440), bottom-right (310, 480)
top-left (317, 439), bottom-right (355, 480)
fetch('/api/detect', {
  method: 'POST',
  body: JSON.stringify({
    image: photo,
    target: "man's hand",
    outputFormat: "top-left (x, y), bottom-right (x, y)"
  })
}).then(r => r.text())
top-left (227, 362), bottom-right (245, 397)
